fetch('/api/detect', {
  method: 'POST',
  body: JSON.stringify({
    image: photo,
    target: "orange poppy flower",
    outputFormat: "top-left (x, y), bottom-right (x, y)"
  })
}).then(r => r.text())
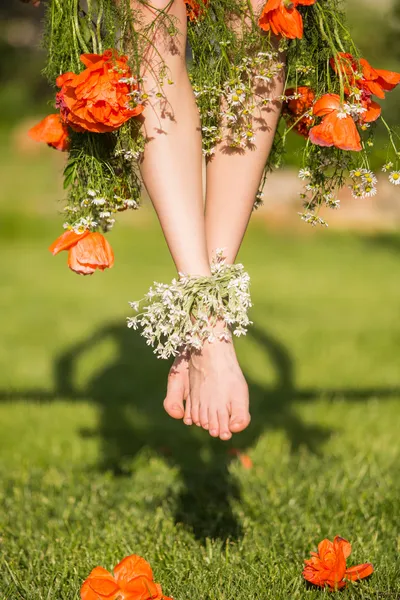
top-left (259, 0), bottom-right (317, 40)
top-left (56, 50), bottom-right (144, 134)
top-left (284, 86), bottom-right (315, 137)
top-left (184, 0), bottom-right (208, 20)
top-left (331, 53), bottom-right (400, 100)
top-left (80, 555), bottom-right (173, 600)
top-left (309, 93), bottom-right (362, 151)
top-left (28, 114), bottom-right (70, 151)
top-left (303, 536), bottom-right (373, 590)
top-left (49, 229), bottom-right (114, 275)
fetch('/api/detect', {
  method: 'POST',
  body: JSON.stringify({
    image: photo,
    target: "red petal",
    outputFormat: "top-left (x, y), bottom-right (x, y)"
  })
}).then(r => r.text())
top-left (81, 567), bottom-right (120, 600)
top-left (49, 230), bottom-right (90, 255)
top-left (374, 68), bottom-right (400, 88)
top-left (362, 100), bottom-right (381, 123)
top-left (313, 94), bottom-right (341, 117)
top-left (114, 555), bottom-right (154, 586)
top-left (309, 113), bottom-right (335, 147)
top-left (334, 536), bottom-right (352, 560)
top-left (345, 563), bottom-right (374, 581)
top-left (68, 247), bottom-right (96, 275)
top-left (331, 114), bottom-right (362, 151)
top-left (89, 577), bottom-right (120, 597)
top-left (364, 80), bottom-right (385, 99)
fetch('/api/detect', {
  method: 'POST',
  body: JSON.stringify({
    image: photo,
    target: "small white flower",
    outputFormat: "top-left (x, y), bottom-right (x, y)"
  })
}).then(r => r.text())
top-left (382, 162), bottom-right (394, 173)
top-left (298, 169), bottom-right (311, 180)
top-left (389, 171), bottom-right (400, 185)
top-left (362, 171), bottom-right (377, 185)
top-left (91, 197), bottom-right (106, 206)
top-left (362, 185), bottom-right (377, 197)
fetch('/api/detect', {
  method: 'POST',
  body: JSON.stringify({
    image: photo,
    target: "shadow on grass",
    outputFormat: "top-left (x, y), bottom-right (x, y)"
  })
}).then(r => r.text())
top-left (0, 322), bottom-right (399, 542)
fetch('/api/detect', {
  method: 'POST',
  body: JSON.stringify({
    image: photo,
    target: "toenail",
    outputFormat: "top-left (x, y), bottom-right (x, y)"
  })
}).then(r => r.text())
top-left (173, 404), bottom-right (182, 410)
top-left (184, 419), bottom-right (192, 425)
top-left (195, 422), bottom-right (201, 427)
top-left (210, 429), bottom-right (218, 436)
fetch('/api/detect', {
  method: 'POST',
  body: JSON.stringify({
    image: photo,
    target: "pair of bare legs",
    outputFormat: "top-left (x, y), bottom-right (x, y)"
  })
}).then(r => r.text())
top-left (133, 0), bottom-right (284, 440)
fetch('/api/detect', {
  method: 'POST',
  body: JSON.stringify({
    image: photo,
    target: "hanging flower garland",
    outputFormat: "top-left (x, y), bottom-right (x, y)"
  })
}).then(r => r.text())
top-left (27, 0), bottom-right (400, 278)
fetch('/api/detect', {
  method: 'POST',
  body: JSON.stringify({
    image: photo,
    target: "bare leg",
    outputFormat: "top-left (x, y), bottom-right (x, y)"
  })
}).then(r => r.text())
top-left (187, 31), bottom-right (285, 436)
top-left (130, 0), bottom-right (210, 421)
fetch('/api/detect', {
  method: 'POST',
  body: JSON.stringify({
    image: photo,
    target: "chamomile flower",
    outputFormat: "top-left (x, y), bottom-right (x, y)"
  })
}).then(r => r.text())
top-left (363, 185), bottom-right (377, 197)
top-left (389, 171), bottom-right (400, 185)
top-left (350, 168), bottom-right (366, 179)
top-left (362, 171), bottom-right (377, 185)
top-left (298, 169), bottom-right (311, 180)
top-left (382, 162), bottom-right (394, 172)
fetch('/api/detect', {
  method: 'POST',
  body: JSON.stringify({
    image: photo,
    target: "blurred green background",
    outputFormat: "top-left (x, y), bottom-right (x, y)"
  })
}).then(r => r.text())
top-left (0, 3), bottom-right (399, 600)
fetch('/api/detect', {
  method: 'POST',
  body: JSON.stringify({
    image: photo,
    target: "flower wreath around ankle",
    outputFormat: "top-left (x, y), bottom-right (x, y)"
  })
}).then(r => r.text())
top-left (127, 252), bottom-right (252, 359)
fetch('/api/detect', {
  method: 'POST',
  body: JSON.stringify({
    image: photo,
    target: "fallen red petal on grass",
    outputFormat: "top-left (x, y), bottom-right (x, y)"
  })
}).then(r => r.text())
top-left (303, 536), bottom-right (374, 590)
top-left (81, 555), bottom-right (172, 600)
top-left (228, 448), bottom-right (253, 469)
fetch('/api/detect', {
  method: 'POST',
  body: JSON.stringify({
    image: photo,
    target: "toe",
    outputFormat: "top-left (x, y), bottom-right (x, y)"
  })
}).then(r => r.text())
top-left (163, 375), bottom-right (185, 420)
top-left (200, 402), bottom-right (209, 430)
top-left (191, 396), bottom-right (201, 427)
top-left (218, 408), bottom-right (232, 441)
top-left (183, 394), bottom-right (192, 425)
top-left (208, 407), bottom-right (219, 438)
top-left (229, 398), bottom-right (251, 433)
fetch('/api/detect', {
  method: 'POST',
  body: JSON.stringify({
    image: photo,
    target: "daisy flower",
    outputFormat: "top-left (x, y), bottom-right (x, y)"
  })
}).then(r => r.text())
top-left (389, 171), bottom-right (400, 185)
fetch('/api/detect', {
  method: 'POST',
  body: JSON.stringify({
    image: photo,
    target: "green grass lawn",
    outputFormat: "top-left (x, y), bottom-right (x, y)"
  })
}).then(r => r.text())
top-left (0, 141), bottom-right (400, 599)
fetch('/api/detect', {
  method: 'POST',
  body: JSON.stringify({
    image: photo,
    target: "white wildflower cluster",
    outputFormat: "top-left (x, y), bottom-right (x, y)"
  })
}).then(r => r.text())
top-left (323, 193), bottom-right (340, 209)
top-left (194, 52), bottom-right (284, 156)
top-left (298, 212), bottom-right (329, 227)
top-left (114, 148), bottom-right (143, 162)
top-left (63, 187), bottom-right (141, 233)
top-left (349, 168), bottom-right (377, 198)
top-left (127, 253), bottom-right (252, 359)
top-left (296, 65), bottom-right (316, 75)
top-left (337, 102), bottom-right (366, 121)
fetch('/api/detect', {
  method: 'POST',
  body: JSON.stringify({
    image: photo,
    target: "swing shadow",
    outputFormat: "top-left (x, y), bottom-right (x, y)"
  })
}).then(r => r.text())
top-left (0, 322), bottom-right (398, 542)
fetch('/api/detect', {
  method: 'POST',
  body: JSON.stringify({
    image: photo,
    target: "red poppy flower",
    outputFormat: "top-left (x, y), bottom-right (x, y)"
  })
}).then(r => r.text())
top-left (284, 86), bottom-right (315, 137)
top-left (49, 230), bottom-right (114, 275)
top-left (80, 555), bottom-right (173, 600)
top-left (303, 536), bottom-right (373, 590)
top-left (28, 114), bottom-right (70, 151)
top-left (259, 0), bottom-right (317, 40)
top-left (331, 53), bottom-right (400, 100)
top-left (309, 93), bottom-right (362, 151)
top-left (56, 50), bottom-right (144, 134)
top-left (184, 0), bottom-right (208, 20)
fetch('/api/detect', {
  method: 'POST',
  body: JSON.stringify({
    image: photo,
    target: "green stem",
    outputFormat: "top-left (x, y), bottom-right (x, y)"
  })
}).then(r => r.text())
top-left (86, 0), bottom-right (98, 53)
top-left (73, 0), bottom-right (90, 54)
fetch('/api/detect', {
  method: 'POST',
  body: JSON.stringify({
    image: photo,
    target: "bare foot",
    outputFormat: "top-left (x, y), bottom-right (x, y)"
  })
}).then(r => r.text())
top-left (189, 333), bottom-right (250, 441)
top-left (163, 352), bottom-right (192, 423)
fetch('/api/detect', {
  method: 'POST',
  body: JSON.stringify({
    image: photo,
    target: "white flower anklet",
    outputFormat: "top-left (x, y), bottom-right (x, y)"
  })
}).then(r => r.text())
top-left (127, 255), bottom-right (252, 359)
